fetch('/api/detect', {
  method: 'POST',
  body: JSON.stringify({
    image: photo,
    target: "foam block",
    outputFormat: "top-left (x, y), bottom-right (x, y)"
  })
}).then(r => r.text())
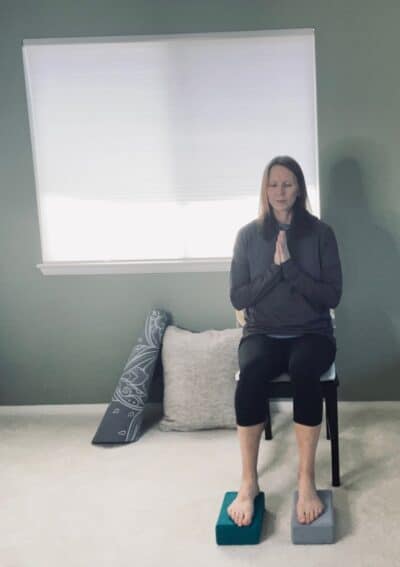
top-left (291, 489), bottom-right (335, 544)
top-left (215, 491), bottom-right (265, 545)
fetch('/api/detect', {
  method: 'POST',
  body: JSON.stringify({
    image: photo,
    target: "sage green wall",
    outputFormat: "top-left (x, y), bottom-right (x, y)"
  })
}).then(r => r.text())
top-left (1, 1), bottom-right (399, 404)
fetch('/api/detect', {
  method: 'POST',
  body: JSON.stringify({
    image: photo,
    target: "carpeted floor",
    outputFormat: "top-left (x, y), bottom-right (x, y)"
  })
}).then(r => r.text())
top-left (0, 401), bottom-right (399, 567)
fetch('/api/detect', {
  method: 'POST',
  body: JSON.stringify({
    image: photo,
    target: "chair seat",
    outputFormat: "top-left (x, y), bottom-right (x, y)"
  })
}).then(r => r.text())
top-left (234, 362), bottom-right (336, 383)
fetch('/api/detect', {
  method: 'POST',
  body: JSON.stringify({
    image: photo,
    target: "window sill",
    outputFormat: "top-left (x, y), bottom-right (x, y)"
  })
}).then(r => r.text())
top-left (37, 258), bottom-right (232, 275)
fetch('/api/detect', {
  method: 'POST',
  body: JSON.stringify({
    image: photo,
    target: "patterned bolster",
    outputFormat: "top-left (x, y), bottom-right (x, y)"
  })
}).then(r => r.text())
top-left (92, 308), bottom-right (171, 444)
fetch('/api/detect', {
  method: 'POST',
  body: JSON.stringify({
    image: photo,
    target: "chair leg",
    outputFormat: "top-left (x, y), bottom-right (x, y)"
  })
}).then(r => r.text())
top-left (325, 383), bottom-right (340, 487)
top-left (264, 399), bottom-right (272, 440)
top-left (325, 402), bottom-right (331, 440)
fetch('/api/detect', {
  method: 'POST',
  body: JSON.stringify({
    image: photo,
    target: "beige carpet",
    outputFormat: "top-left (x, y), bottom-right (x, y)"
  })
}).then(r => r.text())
top-left (0, 401), bottom-right (399, 567)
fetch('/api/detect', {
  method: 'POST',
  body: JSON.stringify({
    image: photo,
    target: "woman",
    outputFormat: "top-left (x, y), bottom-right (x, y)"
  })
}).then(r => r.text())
top-left (228, 155), bottom-right (342, 527)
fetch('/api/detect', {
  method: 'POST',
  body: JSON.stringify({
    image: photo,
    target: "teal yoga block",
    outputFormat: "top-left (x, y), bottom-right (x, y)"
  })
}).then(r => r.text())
top-left (291, 489), bottom-right (335, 544)
top-left (215, 491), bottom-right (265, 545)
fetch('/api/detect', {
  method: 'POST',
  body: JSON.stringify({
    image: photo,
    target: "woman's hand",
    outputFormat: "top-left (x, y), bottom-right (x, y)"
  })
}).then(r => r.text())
top-left (274, 238), bottom-right (282, 265)
top-left (274, 230), bottom-right (291, 265)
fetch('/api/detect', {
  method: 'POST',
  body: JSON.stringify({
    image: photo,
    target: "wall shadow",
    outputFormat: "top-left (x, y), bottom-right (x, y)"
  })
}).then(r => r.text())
top-left (324, 141), bottom-right (400, 399)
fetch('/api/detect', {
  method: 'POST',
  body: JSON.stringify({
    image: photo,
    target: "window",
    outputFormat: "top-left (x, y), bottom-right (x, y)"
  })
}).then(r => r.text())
top-left (22, 29), bottom-right (319, 275)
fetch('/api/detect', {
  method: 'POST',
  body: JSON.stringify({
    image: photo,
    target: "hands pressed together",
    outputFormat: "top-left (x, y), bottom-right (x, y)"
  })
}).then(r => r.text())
top-left (274, 230), bottom-right (291, 265)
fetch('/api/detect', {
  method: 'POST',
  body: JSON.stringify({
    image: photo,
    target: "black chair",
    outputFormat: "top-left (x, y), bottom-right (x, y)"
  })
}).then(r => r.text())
top-left (234, 310), bottom-right (341, 487)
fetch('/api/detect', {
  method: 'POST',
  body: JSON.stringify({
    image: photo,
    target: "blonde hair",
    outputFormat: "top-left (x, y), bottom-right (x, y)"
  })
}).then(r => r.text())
top-left (256, 155), bottom-right (312, 225)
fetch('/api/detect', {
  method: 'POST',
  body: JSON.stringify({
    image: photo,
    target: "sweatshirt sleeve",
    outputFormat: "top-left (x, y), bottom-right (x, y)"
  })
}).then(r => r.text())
top-left (229, 227), bottom-right (282, 310)
top-left (281, 224), bottom-right (342, 310)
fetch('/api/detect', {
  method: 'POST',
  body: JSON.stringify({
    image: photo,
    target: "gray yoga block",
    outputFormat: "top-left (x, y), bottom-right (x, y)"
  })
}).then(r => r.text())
top-left (216, 491), bottom-right (265, 545)
top-left (291, 489), bottom-right (335, 544)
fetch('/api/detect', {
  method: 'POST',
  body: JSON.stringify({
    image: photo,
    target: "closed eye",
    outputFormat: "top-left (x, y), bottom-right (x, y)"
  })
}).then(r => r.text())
top-left (268, 183), bottom-right (293, 188)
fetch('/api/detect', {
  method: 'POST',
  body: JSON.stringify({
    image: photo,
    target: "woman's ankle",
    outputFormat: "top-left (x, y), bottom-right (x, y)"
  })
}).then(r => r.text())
top-left (297, 471), bottom-right (316, 485)
top-left (240, 475), bottom-right (259, 489)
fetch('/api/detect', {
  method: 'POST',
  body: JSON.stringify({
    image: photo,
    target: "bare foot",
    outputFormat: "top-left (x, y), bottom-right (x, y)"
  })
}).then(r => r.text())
top-left (227, 479), bottom-right (260, 527)
top-left (296, 475), bottom-right (325, 524)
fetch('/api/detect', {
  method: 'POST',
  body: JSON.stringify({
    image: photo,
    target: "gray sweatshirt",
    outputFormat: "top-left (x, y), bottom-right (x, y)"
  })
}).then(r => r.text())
top-left (229, 206), bottom-right (343, 344)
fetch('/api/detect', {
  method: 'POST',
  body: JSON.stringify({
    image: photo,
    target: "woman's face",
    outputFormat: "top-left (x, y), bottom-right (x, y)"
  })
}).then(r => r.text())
top-left (267, 165), bottom-right (299, 215)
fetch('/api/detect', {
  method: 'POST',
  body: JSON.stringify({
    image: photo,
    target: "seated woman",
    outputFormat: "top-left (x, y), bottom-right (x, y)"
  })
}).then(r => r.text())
top-left (228, 155), bottom-right (343, 527)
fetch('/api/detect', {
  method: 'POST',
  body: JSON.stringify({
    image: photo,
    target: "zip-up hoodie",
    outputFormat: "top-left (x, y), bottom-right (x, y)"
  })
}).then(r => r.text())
top-left (229, 206), bottom-right (343, 344)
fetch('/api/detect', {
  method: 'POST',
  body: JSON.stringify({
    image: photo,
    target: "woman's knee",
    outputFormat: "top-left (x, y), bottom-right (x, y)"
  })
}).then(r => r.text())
top-left (235, 362), bottom-right (269, 405)
top-left (234, 361), bottom-right (270, 425)
top-left (291, 371), bottom-right (324, 426)
top-left (234, 381), bottom-right (267, 426)
top-left (293, 405), bottom-right (323, 426)
top-left (293, 381), bottom-right (323, 425)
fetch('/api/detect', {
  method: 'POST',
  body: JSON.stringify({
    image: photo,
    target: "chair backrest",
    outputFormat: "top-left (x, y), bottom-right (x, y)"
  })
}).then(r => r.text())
top-left (235, 309), bottom-right (246, 329)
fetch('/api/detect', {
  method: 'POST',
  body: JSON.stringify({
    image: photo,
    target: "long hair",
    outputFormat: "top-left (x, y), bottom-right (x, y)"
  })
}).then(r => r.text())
top-left (256, 155), bottom-right (312, 225)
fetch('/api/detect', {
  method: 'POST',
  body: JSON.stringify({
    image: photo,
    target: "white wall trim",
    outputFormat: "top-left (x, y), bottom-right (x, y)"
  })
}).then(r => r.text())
top-left (37, 258), bottom-right (231, 275)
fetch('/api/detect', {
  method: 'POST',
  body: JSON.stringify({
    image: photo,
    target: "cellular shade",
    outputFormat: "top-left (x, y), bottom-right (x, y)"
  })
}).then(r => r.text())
top-left (22, 29), bottom-right (319, 268)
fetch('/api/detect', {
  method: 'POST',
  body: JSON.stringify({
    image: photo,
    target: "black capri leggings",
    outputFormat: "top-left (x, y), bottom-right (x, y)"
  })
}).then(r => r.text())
top-left (235, 333), bottom-right (336, 427)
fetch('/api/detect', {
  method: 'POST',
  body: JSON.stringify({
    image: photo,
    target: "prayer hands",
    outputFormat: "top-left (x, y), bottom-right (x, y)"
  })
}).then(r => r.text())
top-left (273, 230), bottom-right (291, 265)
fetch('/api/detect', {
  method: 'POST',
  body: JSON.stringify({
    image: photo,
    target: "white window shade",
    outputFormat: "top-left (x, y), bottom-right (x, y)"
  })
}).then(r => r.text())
top-left (22, 29), bottom-right (319, 275)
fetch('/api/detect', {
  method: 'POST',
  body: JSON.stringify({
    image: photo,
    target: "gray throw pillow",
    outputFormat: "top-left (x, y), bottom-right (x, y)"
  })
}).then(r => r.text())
top-left (159, 325), bottom-right (242, 431)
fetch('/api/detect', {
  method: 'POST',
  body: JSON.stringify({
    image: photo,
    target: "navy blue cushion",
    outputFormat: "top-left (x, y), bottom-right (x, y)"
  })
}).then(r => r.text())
top-left (92, 308), bottom-right (171, 444)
